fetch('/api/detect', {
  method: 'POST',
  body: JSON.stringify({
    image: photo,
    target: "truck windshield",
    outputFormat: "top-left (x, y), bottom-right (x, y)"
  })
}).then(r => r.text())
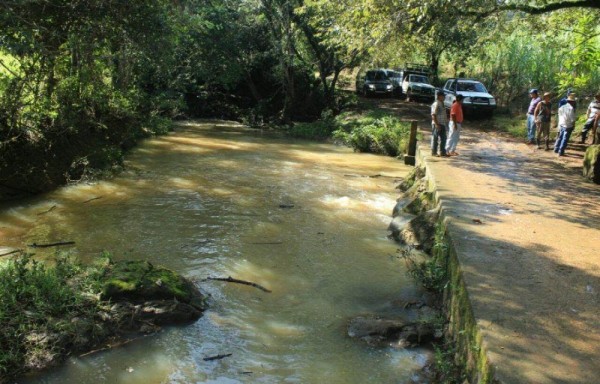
top-left (409, 75), bottom-right (429, 84)
top-left (366, 71), bottom-right (387, 81)
top-left (457, 81), bottom-right (488, 92)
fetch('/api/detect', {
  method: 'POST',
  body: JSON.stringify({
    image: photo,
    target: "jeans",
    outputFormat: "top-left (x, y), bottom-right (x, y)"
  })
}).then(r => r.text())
top-left (581, 118), bottom-right (596, 142)
top-left (554, 126), bottom-right (574, 155)
top-left (431, 123), bottom-right (447, 155)
top-left (526, 114), bottom-right (536, 141)
top-left (446, 121), bottom-right (461, 153)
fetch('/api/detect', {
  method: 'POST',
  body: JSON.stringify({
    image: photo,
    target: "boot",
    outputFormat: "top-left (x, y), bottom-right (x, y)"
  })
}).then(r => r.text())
top-left (536, 139), bottom-right (541, 149)
top-left (545, 139), bottom-right (550, 150)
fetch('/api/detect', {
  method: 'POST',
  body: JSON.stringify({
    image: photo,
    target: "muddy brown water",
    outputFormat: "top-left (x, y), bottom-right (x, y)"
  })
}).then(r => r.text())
top-left (1, 120), bottom-right (430, 383)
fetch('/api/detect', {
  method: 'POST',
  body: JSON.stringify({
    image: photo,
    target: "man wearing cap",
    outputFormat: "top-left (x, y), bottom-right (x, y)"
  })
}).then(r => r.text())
top-left (554, 93), bottom-right (577, 156)
top-left (446, 94), bottom-right (464, 156)
top-left (526, 89), bottom-right (541, 144)
top-left (580, 92), bottom-right (600, 144)
top-left (431, 91), bottom-right (448, 157)
top-left (533, 92), bottom-right (552, 150)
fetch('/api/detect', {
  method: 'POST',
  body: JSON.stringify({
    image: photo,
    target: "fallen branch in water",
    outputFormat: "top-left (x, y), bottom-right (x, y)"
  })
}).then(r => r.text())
top-left (37, 205), bottom-right (57, 215)
top-left (203, 353), bottom-right (232, 361)
top-left (205, 276), bottom-right (272, 293)
top-left (344, 174), bottom-right (404, 179)
top-left (368, 174), bottom-right (404, 179)
top-left (82, 196), bottom-right (103, 203)
top-left (79, 335), bottom-right (148, 358)
top-left (28, 241), bottom-right (75, 248)
top-left (0, 249), bottom-right (22, 257)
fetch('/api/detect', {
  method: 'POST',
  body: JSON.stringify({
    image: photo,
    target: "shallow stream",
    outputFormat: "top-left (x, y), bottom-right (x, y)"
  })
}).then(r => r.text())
top-left (1, 121), bottom-right (429, 383)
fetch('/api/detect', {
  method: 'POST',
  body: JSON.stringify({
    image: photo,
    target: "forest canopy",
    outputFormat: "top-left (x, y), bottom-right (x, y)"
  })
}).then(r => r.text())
top-left (0, 0), bottom-right (598, 197)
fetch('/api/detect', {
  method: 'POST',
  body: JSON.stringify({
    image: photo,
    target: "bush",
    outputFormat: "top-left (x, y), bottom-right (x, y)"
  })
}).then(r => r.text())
top-left (0, 255), bottom-right (103, 376)
top-left (333, 115), bottom-right (410, 156)
top-left (287, 109), bottom-right (337, 139)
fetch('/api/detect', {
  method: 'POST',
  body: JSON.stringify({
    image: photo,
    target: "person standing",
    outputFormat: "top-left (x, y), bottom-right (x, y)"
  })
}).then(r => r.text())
top-left (533, 92), bottom-right (552, 150)
top-left (558, 88), bottom-right (576, 110)
top-left (580, 92), bottom-right (600, 144)
top-left (431, 91), bottom-right (448, 157)
top-left (526, 89), bottom-right (541, 144)
top-left (446, 94), bottom-right (464, 156)
top-left (554, 93), bottom-right (577, 156)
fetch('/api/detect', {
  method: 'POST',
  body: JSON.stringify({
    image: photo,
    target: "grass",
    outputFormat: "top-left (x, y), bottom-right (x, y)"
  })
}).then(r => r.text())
top-left (490, 110), bottom-right (589, 141)
top-left (0, 254), bottom-right (105, 377)
top-left (403, 222), bottom-right (449, 293)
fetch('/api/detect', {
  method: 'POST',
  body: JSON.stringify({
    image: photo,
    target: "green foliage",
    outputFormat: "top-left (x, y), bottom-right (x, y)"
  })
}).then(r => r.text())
top-left (0, 255), bottom-right (102, 376)
top-left (333, 114), bottom-right (410, 156)
top-left (432, 342), bottom-right (466, 383)
top-left (287, 109), bottom-right (337, 139)
top-left (403, 223), bottom-right (449, 292)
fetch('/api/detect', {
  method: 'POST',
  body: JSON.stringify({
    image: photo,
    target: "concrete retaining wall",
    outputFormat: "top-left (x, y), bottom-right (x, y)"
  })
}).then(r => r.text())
top-left (417, 147), bottom-right (498, 384)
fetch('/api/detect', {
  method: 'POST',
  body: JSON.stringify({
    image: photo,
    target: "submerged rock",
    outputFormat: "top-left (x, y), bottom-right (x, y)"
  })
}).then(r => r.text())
top-left (347, 305), bottom-right (442, 348)
top-left (583, 144), bottom-right (600, 184)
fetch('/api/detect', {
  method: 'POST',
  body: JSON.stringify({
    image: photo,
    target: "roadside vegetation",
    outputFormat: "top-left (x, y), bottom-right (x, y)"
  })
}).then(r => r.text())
top-left (1, 1), bottom-right (598, 199)
top-left (288, 104), bottom-right (411, 157)
top-left (0, 255), bottom-right (105, 377)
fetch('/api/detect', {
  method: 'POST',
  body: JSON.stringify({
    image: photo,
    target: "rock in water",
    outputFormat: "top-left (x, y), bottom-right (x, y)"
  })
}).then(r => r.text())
top-left (583, 145), bottom-right (600, 184)
top-left (100, 260), bottom-right (207, 329)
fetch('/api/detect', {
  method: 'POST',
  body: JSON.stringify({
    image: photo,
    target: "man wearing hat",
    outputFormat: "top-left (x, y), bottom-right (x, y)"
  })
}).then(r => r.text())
top-left (554, 93), bottom-right (577, 156)
top-left (526, 89), bottom-right (541, 144)
top-left (431, 90), bottom-right (448, 157)
top-left (533, 92), bottom-right (552, 150)
top-left (580, 92), bottom-right (600, 144)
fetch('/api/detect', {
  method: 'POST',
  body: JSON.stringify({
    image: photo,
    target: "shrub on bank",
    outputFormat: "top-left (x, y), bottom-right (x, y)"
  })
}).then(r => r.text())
top-left (333, 115), bottom-right (410, 157)
top-left (0, 255), bottom-right (104, 377)
top-left (0, 254), bottom-right (206, 380)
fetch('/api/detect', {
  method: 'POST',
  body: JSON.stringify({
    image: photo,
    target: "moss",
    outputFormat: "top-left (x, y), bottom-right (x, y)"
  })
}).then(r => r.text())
top-left (100, 260), bottom-right (194, 303)
top-left (583, 145), bottom-right (600, 184)
top-left (444, 229), bottom-right (497, 383)
top-left (398, 166), bottom-right (426, 192)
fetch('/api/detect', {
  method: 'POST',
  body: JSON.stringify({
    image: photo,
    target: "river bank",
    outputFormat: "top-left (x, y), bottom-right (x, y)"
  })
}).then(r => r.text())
top-left (0, 256), bottom-right (206, 382)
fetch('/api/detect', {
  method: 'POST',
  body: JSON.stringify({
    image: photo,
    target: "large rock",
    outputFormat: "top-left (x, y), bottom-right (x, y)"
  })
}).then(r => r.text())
top-left (583, 145), bottom-right (600, 184)
top-left (390, 208), bottom-right (439, 253)
top-left (348, 305), bottom-right (442, 348)
top-left (100, 260), bottom-right (207, 328)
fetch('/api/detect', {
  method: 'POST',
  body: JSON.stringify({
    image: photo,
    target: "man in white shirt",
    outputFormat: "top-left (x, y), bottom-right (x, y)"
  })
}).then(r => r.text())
top-left (554, 94), bottom-right (577, 156)
top-left (430, 91), bottom-right (448, 157)
top-left (580, 92), bottom-right (600, 144)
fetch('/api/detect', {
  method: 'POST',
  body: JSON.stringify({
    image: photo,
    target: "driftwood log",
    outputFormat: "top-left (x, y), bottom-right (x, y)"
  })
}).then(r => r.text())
top-left (205, 276), bottom-right (271, 293)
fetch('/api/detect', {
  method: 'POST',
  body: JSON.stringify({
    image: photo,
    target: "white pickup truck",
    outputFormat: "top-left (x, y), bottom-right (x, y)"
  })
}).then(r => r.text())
top-left (402, 73), bottom-right (436, 102)
top-left (442, 78), bottom-right (496, 116)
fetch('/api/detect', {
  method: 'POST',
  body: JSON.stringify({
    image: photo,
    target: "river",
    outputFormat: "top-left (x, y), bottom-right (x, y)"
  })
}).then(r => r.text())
top-left (1, 120), bottom-right (430, 383)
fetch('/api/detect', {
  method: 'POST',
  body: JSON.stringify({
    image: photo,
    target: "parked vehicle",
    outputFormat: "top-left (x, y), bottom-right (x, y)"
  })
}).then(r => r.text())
top-left (382, 69), bottom-right (403, 96)
top-left (355, 69), bottom-right (394, 97)
top-left (442, 78), bottom-right (496, 115)
top-left (402, 73), bottom-right (436, 102)
top-left (397, 64), bottom-right (435, 102)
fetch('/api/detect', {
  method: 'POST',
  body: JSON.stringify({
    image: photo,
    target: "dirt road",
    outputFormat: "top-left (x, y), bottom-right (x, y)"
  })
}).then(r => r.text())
top-left (370, 96), bottom-right (600, 383)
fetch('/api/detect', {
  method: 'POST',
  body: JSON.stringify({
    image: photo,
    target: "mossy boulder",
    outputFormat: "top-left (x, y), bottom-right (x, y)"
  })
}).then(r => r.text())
top-left (583, 145), bottom-right (600, 184)
top-left (397, 166), bottom-right (425, 191)
top-left (101, 260), bottom-right (194, 302)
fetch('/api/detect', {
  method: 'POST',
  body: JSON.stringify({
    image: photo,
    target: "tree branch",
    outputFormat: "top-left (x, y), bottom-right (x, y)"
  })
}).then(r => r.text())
top-left (501, 0), bottom-right (600, 14)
